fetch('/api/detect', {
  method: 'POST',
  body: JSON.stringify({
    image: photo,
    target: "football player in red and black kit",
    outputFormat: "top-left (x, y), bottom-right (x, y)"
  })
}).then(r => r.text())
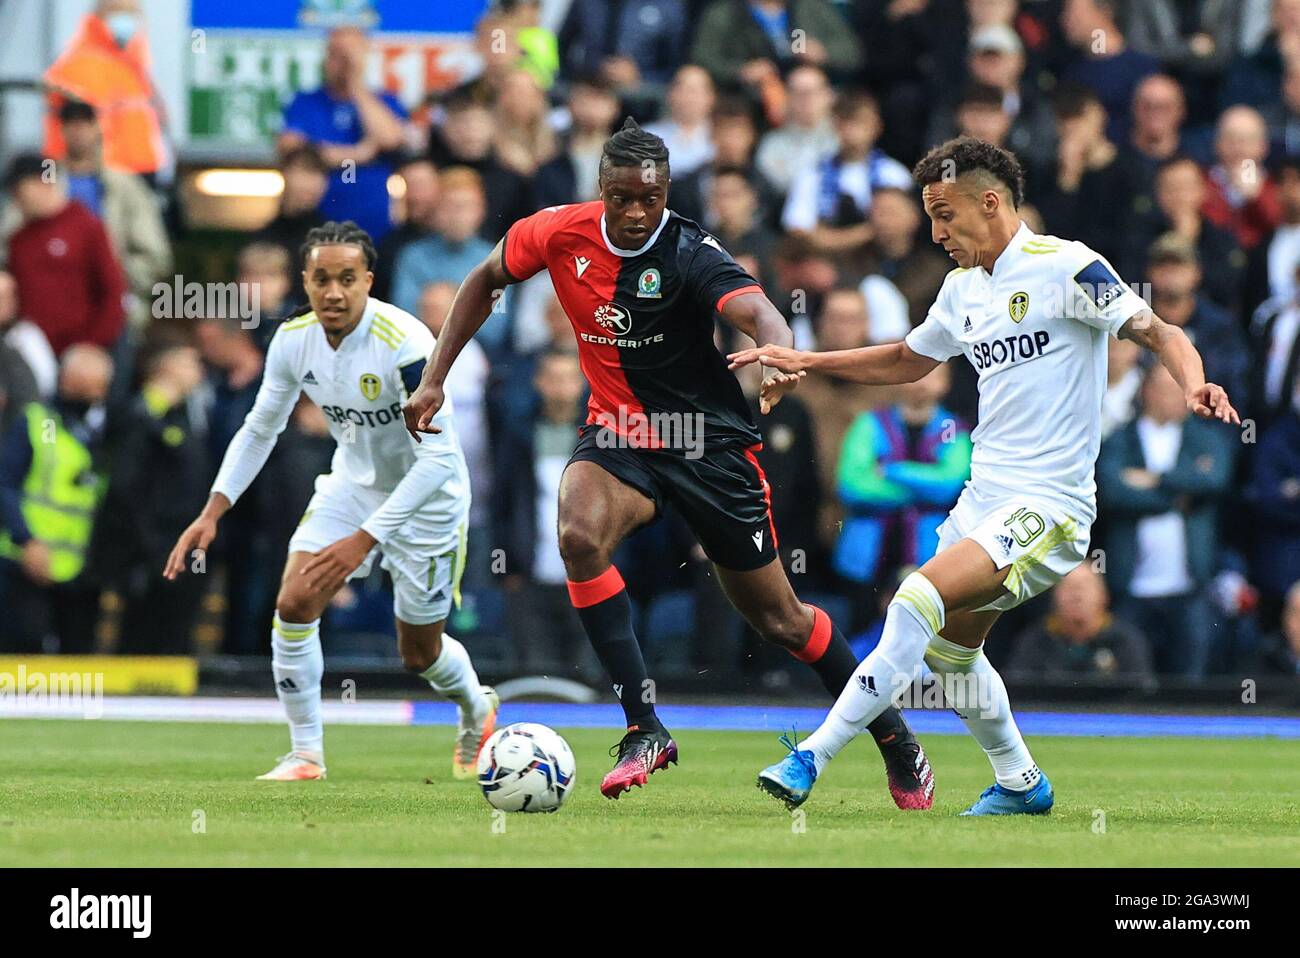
top-left (404, 119), bottom-right (935, 807)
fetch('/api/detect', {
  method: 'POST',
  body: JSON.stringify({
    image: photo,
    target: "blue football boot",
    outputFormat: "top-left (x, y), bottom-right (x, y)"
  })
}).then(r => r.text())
top-left (756, 733), bottom-right (818, 809)
top-left (960, 772), bottom-right (1054, 816)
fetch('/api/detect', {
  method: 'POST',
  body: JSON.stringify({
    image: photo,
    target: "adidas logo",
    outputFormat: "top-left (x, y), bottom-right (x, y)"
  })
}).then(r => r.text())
top-left (303, 370), bottom-right (318, 384)
top-left (995, 534), bottom-right (1014, 557)
top-left (857, 674), bottom-right (878, 696)
top-left (277, 677), bottom-right (298, 691)
top-left (963, 316), bottom-right (973, 333)
top-left (431, 589), bottom-right (446, 602)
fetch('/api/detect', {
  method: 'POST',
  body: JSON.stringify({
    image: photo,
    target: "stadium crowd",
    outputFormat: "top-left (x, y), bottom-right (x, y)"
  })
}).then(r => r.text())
top-left (2, 0), bottom-right (1300, 687)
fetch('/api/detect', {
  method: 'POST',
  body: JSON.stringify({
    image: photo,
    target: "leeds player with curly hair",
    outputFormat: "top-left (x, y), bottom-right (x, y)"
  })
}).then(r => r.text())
top-left (732, 137), bottom-right (1239, 815)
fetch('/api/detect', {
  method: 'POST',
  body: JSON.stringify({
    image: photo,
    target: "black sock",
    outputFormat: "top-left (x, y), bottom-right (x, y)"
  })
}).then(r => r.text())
top-left (569, 568), bottom-right (657, 729)
top-left (799, 606), bottom-right (912, 750)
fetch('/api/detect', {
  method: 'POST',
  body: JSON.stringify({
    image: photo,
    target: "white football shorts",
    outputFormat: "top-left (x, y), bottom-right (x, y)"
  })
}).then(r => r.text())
top-left (288, 473), bottom-right (468, 625)
top-left (935, 485), bottom-right (1091, 612)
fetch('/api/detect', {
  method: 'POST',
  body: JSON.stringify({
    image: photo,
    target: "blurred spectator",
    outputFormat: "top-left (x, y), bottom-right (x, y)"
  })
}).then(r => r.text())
top-left (54, 100), bottom-right (170, 329)
top-left (494, 349), bottom-right (598, 679)
top-left (1249, 268), bottom-right (1300, 427)
top-left (42, 0), bottom-right (167, 180)
top-left (0, 269), bottom-right (57, 399)
top-left (95, 336), bottom-right (207, 653)
top-left (1098, 364), bottom-right (1236, 677)
top-left (1125, 157), bottom-right (1244, 312)
top-left (856, 187), bottom-right (953, 328)
top-left (1121, 74), bottom-right (1191, 209)
top-left (1033, 84), bottom-right (1126, 255)
top-left (1261, 579), bottom-right (1300, 673)
top-left (699, 169), bottom-right (779, 290)
top-left (1262, 62), bottom-right (1300, 157)
top-left (1244, 156), bottom-right (1300, 314)
top-left (1101, 336), bottom-right (1143, 440)
top-left (1059, 0), bottom-right (1158, 144)
top-left (373, 157), bottom-right (440, 303)
top-left (1202, 105), bottom-right (1282, 250)
top-left (734, 358), bottom-right (824, 579)
top-left (428, 87), bottom-right (535, 242)
top-left (255, 144), bottom-right (329, 290)
top-left (277, 27), bottom-right (407, 241)
top-left (493, 69), bottom-right (560, 179)
top-left (1125, 0), bottom-right (1239, 125)
top-left (4, 153), bottom-right (126, 358)
top-left (535, 74), bottom-right (622, 208)
top-left (235, 243), bottom-right (295, 354)
top-left (418, 280), bottom-right (493, 587)
top-left (0, 345), bottom-right (113, 652)
top-left (673, 97), bottom-right (781, 227)
top-left (928, 24), bottom-right (1057, 172)
top-left (833, 365), bottom-right (970, 615)
top-left (558, 0), bottom-right (688, 93)
top-left (953, 83), bottom-right (1013, 149)
top-left (754, 65), bottom-right (838, 195)
top-left (645, 65), bottom-right (717, 178)
top-left (692, 0), bottom-right (864, 99)
top-left (0, 333), bottom-right (38, 435)
top-left (1221, 0), bottom-right (1300, 109)
top-left (492, 0), bottom-right (560, 90)
top-left (1145, 234), bottom-right (1250, 405)
top-left (1009, 564), bottom-right (1154, 679)
top-left (391, 168), bottom-right (507, 355)
top-left (796, 287), bottom-right (892, 544)
top-left (1246, 390), bottom-right (1300, 618)
top-left (782, 91), bottom-right (912, 258)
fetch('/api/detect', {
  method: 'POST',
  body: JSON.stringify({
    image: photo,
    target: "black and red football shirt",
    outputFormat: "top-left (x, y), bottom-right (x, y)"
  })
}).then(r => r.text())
top-left (502, 201), bottom-right (764, 450)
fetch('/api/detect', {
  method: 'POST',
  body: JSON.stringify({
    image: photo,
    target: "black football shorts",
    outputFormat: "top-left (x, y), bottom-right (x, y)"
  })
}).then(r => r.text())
top-left (567, 423), bottom-right (779, 572)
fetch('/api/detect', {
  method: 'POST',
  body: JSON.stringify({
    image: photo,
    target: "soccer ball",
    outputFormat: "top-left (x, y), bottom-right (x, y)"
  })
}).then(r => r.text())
top-left (477, 723), bottom-right (576, 813)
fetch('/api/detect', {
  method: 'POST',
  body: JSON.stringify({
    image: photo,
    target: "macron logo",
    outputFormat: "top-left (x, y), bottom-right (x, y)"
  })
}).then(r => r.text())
top-left (752, 530), bottom-right (764, 551)
top-left (575, 256), bottom-right (591, 277)
top-left (50, 888), bottom-right (151, 939)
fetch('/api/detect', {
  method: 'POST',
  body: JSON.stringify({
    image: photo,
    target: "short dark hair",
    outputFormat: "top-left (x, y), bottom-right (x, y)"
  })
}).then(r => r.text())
top-left (832, 89), bottom-right (879, 122)
top-left (958, 84), bottom-right (1006, 113)
top-left (281, 143), bottom-right (329, 175)
top-left (58, 100), bottom-right (97, 124)
top-left (912, 136), bottom-right (1025, 208)
top-left (2, 152), bottom-right (51, 193)
top-left (300, 220), bottom-right (378, 270)
top-left (1052, 81), bottom-right (1100, 120)
top-left (600, 117), bottom-right (670, 182)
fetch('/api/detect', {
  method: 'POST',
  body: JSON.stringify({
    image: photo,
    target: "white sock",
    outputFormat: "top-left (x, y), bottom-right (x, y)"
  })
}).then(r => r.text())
top-left (419, 634), bottom-right (487, 721)
top-left (925, 636), bottom-right (1040, 791)
top-left (802, 572), bottom-right (944, 774)
top-left (271, 615), bottom-right (324, 759)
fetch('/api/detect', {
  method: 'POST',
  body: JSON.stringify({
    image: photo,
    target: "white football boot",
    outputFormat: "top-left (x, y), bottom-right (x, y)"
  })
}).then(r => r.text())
top-left (256, 752), bottom-right (327, 781)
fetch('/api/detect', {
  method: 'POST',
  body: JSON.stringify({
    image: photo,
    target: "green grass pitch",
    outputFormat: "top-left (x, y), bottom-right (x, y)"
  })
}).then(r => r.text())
top-left (1, 719), bottom-right (1297, 866)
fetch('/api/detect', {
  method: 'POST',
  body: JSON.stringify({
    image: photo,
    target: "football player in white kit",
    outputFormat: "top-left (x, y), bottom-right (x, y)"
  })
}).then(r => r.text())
top-left (729, 138), bottom-right (1240, 814)
top-left (164, 222), bottom-right (497, 781)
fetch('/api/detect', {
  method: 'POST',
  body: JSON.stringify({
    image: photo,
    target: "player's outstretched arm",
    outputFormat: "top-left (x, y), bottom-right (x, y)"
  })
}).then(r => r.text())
top-left (728, 339), bottom-right (939, 387)
top-left (1119, 310), bottom-right (1241, 425)
top-left (163, 492), bottom-right (231, 580)
top-left (403, 240), bottom-right (512, 441)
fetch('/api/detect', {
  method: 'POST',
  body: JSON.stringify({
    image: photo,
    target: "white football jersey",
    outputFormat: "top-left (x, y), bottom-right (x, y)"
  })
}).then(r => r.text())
top-left (211, 298), bottom-right (470, 539)
top-left (905, 222), bottom-right (1149, 522)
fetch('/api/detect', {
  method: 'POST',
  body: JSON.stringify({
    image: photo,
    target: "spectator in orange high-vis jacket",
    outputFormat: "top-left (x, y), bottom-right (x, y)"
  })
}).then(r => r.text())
top-left (42, 0), bottom-right (167, 179)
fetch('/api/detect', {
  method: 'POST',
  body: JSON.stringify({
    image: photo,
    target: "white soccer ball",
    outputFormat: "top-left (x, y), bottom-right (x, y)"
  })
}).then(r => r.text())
top-left (477, 722), bottom-right (576, 813)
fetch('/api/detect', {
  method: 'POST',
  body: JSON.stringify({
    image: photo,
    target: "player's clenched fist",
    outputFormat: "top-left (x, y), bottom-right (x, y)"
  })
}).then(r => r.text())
top-left (727, 344), bottom-right (811, 374)
top-left (401, 380), bottom-right (444, 441)
top-left (163, 515), bottom-right (218, 580)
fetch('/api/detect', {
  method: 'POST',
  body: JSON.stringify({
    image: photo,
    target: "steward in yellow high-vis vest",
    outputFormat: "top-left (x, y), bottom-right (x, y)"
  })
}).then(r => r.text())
top-left (0, 402), bottom-right (105, 583)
